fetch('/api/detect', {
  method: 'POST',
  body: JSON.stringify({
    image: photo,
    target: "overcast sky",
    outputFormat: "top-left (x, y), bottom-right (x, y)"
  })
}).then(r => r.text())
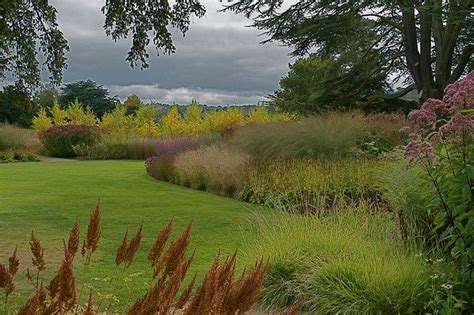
top-left (45, 0), bottom-right (293, 105)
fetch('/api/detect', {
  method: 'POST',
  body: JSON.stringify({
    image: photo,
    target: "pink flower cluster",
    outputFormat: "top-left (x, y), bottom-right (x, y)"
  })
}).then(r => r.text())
top-left (440, 113), bottom-right (474, 135)
top-left (403, 71), bottom-right (473, 166)
top-left (443, 71), bottom-right (474, 110)
top-left (404, 140), bottom-right (435, 166)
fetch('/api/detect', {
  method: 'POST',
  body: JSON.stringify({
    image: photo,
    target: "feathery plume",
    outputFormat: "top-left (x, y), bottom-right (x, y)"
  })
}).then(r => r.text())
top-left (222, 258), bottom-right (268, 314)
top-left (154, 221), bottom-right (192, 278)
top-left (8, 246), bottom-right (19, 277)
top-left (82, 200), bottom-right (101, 265)
top-left (17, 285), bottom-right (46, 315)
top-left (175, 272), bottom-right (197, 310)
top-left (125, 221), bottom-right (143, 267)
top-left (148, 217), bottom-right (174, 265)
top-left (67, 218), bottom-right (80, 257)
top-left (115, 228), bottom-right (129, 266)
top-left (30, 232), bottom-right (45, 271)
top-left (48, 241), bottom-right (77, 310)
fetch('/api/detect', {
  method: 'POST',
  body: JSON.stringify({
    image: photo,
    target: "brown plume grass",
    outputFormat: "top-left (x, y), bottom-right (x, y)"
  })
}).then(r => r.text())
top-left (82, 200), bottom-right (101, 265)
top-left (7, 200), bottom-right (300, 314)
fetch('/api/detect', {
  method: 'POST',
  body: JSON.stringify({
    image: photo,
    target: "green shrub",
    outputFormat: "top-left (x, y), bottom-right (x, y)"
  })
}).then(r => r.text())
top-left (240, 158), bottom-right (390, 213)
top-left (0, 151), bottom-right (40, 163)
top-left (230, 112), bottom-right (367, 160)
top-left (173, 144), bottom-right (251, 197)
top-left (0, 122), bottom-right (39, 151)
top-left (73, 141), bottom-right (131, 160)
top-left (248, 207), bottom-right (432, 313)
top-left (39, 125), bottom-right (103, 157)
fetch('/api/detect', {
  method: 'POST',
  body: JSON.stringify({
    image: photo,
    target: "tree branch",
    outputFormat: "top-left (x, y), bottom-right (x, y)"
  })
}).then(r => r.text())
top-left (448, 44), bottom-right (474, 83)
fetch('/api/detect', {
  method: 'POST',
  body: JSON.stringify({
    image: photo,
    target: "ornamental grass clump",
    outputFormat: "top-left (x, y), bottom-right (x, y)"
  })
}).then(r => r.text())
top-left (240, 158), bottom-right (389, 213)
top-left (173, 144), bottom-right (252, 197)
top-left (39, 124), bottom-right (104, 157)
top-left (145, 136), bottom-right (208, 181)
top-left (251, 205), bottom-right (431, 313)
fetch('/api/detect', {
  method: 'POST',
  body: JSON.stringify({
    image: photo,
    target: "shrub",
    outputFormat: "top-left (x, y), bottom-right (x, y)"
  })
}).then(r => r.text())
top-left (0, 151), bottom-right (40, 163)
top-left (145, 136), bottom-right (208, 181)
top-left (230, 112), bottom-right (367, 160)
top-left (0, 122), bottom-right (39, 151)
top-left (174, 145), bottom-right (252, 197)
top-left (74, 136), bottom-right (159, 161)
top-left (240, 158), bottom-right (389, 213)
top-left (39, 125), bottom-right (104, 157)
top-left (249, 206), bottom-right (432, 313)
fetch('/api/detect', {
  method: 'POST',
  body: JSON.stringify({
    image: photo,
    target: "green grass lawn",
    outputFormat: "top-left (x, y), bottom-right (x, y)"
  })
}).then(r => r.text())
top-left (0, 160), bottom-right (271, 310)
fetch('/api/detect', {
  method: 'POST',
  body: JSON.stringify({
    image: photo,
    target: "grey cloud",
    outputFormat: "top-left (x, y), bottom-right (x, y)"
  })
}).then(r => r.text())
top-left (107, 84), bottom-right (271, 106)
top-left (44, 0), bottom-right (293, 105)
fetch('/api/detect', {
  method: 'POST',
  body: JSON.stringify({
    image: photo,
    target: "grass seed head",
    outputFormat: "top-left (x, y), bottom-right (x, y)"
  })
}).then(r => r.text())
top-left (30, 231), bottom-right (45, 271)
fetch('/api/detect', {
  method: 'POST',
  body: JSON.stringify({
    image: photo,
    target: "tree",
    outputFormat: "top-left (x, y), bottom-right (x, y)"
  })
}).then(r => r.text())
top-left (35, 86), bottom-right (59, 110)
top-left (1, 0), bottom-right (205, 86)
top-left (274, 55), bottom-right (388, 114)
top-left (60, 80), bottom-right (116, 117)
top-left (226, 1), bottom-right (473, 103)
top-left (123, 94), bottom-right (145, 115)
top-left (0, 85), bottom-right (35, 127)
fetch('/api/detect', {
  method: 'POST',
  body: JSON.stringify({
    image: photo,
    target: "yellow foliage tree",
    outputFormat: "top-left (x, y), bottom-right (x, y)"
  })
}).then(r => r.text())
top-left (32, 107), bottom-right (53, 131)
top-left (247, 106), bottom-right (271, 124)
top-left (100, 104), bottom-right (134, 135)
top-left (50, 99), bottom-right (68, 126)
top-left (183, 101), bottom-right (204, 135)
top-left (134, 104), bottom-right (160, 137)
top-left (203, 108), bottom-right (244, 133)
top-left (160, 106), bottom-right (185, 136)
top-left (66, 99), bottom-right (97, 125)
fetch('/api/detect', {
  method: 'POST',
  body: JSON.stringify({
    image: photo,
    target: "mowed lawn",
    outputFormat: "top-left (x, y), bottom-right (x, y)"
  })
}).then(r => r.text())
top-left (0, 160), bottom-right (271, 309)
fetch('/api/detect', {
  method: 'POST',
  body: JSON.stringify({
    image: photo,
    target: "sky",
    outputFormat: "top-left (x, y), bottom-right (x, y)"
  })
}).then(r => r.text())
top-left (45, 0), bottom-right (294, 105)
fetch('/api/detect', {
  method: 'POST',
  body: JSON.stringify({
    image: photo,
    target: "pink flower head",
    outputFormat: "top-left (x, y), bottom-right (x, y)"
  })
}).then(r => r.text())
top-left (443, 71), bottom-right (474, 110)
top-left (404, 140), bottom-right (435, 166)
top-left (440, 113), bottom-right (473, 135)
top-left (408, 109), bottom-right (437, 129)
top-left (399, 126), bottom-right (410, 134)
top-left (421, 98), bottom-right (448, 114)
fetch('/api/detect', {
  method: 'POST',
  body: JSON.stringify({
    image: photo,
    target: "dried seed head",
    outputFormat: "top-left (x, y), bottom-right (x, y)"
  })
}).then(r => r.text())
top-left (8, 246), bottom-right (19, 276)
top-left (67, 218), bottom-right (80, 257)
top-left (17, 285), bottom-right (47, 315)
top-left (115, 228), bottom-right (129, 266)
top-left (148, 217), bottom-right (174, 265)
top-left (30, 231), bottom-right (45, 271)
top-left (83, 200), bottom-right (101, 265)
top-left (125, 221), bottom-right (143, 267)
top-left (155, 221), bottom-right (192, 279)
top-left (175, 272), bottom-right (197, 310)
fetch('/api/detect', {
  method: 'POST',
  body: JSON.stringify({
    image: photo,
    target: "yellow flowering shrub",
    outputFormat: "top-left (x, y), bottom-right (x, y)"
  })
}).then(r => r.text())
top-left (32, 107), bottom-right (53, 131)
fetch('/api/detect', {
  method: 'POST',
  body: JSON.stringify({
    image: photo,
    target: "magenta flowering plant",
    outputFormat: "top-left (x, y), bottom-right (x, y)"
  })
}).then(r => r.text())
top-left (39, 125), bottom-right (104, 157)
top-left (402, 72), bottom-right (473, 304)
